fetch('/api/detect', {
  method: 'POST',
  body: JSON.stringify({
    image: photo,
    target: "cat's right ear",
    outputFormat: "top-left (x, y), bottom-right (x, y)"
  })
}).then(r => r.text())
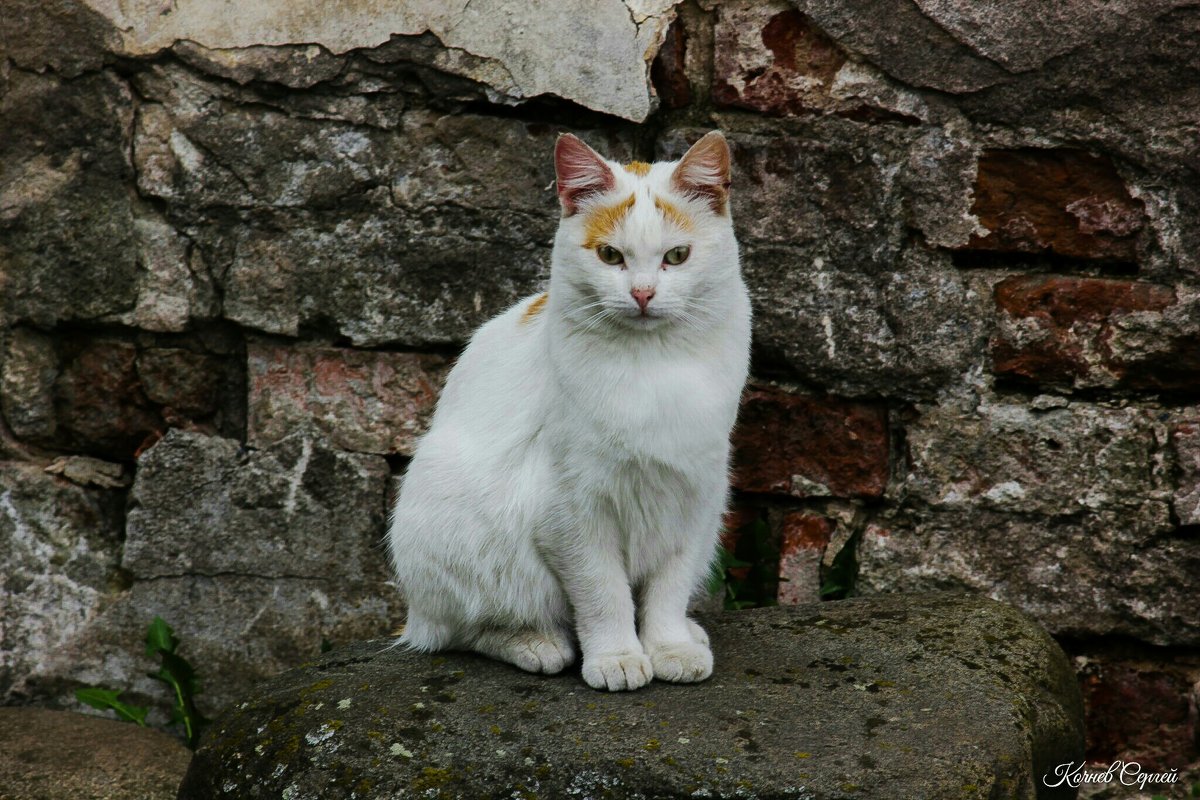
top-left (555, 134), bottom-right (616, 216)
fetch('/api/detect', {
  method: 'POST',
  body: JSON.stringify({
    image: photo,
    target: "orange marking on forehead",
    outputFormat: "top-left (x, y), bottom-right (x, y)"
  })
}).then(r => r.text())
top-left (623, 161), bottom-right (652, 176)
top-left (654, 195), bottom-right (694, 232)
top-left (520, 292), bottom-right (549, 325)
top-left (582, 193), bottom-right (636, 249)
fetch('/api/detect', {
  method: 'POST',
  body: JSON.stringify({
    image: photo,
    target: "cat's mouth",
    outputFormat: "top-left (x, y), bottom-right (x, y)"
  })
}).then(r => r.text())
top-left (620, 309), bottom-right (671, 329)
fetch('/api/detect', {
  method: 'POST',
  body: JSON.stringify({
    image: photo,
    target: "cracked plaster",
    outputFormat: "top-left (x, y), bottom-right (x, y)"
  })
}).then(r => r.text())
top-left (80, 0), bottom-right (681, 120)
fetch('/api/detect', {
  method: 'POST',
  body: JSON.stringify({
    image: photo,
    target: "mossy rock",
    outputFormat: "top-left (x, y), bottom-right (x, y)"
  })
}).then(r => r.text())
top-left (178, 593), bottom-right (1083, 799)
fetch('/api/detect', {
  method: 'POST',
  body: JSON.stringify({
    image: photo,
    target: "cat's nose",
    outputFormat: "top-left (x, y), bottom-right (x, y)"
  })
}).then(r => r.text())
top-left (631, 287), bottom-right (656, 313)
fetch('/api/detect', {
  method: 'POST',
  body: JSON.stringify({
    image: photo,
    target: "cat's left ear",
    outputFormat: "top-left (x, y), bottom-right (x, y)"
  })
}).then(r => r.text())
top-left (671, 131), bottom-right (732, 215)
top-left (555, 134), bottom-right (616, 216)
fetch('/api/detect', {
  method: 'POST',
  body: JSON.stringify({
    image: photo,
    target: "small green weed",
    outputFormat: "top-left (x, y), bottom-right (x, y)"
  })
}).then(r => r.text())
top-left (819, 528), bottom-right (860, 600)
top-left (74, 616), bottom-right (210, 749)
top-left (708, 513), bottom-right (781, 609)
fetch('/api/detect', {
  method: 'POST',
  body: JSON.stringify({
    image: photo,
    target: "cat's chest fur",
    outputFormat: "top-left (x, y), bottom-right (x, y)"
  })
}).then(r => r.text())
top-left (545, 327), bottom-right (743, 468)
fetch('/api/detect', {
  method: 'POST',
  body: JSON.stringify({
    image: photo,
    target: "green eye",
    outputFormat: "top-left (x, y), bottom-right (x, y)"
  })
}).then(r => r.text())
top-left (596, 245), bottom-right (625, 265)
top-left (663, 245), bottom-right (691, 266)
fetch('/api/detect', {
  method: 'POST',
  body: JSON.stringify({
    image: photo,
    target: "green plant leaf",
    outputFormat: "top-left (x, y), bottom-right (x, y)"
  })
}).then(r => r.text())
top-left (143, 617), bottom-right (210, 749)
top-left (145, 616), bottom-right (178, 658)
top-left (820, 530), bottom-right (860, 601)
top-left (75, 687), bottom-right (149, 726)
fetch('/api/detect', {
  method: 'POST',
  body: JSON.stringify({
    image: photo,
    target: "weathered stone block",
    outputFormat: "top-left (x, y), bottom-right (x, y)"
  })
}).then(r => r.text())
top-left (1172, 419), bottom-right (1200, 526)
top-left (964, 149), bottom-right (1145, 261)
top-left (247, 344), bottom-right (450, 456)
top-left (52, 575), bottom-right (402, 715)
top-left (0, 70), bottom-right (138, 327)
top-left (793, 0), bottom-right (1200, 175)
top-left (858, 506), bottom-right (1199, 645)
top-left (123, 430), bottom-right (390, 581)
top-left (757, 246), bottom-right (985, 398)
top-left (712, 1), bottom-right (846, 117)
top-left (132, 72), bottom-right (633, 344)
top-left (122, 211), bottom-right (218, 333)
top-left (0, 462), bottom-right (123, 703)
top-left (660, 124), bottom-right (906, 252)
top-left (733, 383), bottom-right (888, 498)
top-left (1, 327), bottom-right (59, 440)
top-left (57, 0), bottom-right (676, 122)
top-left (776, 512), bottom-right (833, 604)
top-left (900, 128), bottom-right (985, 249)
top-left (661, 126), bottom-right (985, 399)
top-left (904, 397), bottom-right (1163, 517)
top-left (178, 594), bottom-right (1084, 800)
top-left (9, 429), bottom-right (403, 713)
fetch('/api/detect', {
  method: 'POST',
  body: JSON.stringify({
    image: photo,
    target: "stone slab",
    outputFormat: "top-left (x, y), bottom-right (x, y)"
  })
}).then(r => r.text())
top-left (0, 707), bottom-right (192, 800)
top-left (122, 430), bottom-right (390, 582)
top-left (178, 593), bottom-right (1084, 799)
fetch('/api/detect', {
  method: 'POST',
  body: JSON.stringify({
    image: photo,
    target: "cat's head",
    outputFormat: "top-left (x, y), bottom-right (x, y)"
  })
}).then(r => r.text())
top-left (549, 132), bottom-right (738, 334)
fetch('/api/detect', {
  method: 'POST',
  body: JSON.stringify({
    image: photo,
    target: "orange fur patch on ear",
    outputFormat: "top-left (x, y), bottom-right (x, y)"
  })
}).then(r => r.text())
top-left (520, 292), bottom-right (549, 324)
top-left (582, 193), bottom-right (636, 249)
top-left (654, 195), bottom-right (694, 232)
top-left (623, 161), bottom-right (652, 176)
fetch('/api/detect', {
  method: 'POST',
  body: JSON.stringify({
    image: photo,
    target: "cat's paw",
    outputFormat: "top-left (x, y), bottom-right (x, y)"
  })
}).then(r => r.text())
top-left (476, 629), bottom-right (575, 675)
top-left (644, 640), bottom-right (712, 683)
top-left (581, 651), bottom-right (654, 692)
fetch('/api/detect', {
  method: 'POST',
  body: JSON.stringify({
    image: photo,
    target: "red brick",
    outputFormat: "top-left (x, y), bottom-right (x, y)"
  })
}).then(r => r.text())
top-left (990, 275), bottom-right (1200, 391)
top-left (777, 512), bottom-right (834, 605)
top-left (247, 344), bottom-right (450, 456)
top-left (650, 16), bottom-right (690, 110)
top-left (965, 149), bottom-right (1145, 261)
top-left (732, 384), bottom-right (888, 498)
top-left (712, 2), bottom-right (846, 117)
top-left (1078, 655), bottom-right (1199, 769)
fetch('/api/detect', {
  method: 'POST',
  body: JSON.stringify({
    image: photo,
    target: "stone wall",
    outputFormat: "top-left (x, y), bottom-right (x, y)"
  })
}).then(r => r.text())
top-left (2, 0), bottom-right (1198, 775)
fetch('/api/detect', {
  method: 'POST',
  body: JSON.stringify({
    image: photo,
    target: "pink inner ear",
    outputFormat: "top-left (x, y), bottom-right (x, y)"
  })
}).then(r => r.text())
top-left (555, 134), bottom-right (616, 216)
top-left (672, 131), bottom-right (732, 215)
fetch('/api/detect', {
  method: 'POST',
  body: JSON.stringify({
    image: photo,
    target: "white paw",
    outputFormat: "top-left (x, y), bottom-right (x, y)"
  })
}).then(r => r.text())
top-left (483, 630), bottom-right (575, 675)
top-left (645, 640), bottom-right (712, 683)
top-left (581, 651), bottom-right (653, 692)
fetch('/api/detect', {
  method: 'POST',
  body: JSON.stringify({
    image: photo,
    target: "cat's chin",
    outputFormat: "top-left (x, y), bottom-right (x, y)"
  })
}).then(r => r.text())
top-left (614, 312), bottom-right (672, 332)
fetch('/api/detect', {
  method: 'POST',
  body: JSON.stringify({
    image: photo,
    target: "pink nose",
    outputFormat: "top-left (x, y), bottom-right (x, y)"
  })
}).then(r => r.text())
top-left (631, 287), bottom-right (656, 313)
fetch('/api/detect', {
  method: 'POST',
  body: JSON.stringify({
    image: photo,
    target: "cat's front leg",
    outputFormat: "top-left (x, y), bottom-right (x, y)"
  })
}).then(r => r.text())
top-left (637, 541), bottom-right (716, 684)
top-left (542, 521), bottom-right (653, 692)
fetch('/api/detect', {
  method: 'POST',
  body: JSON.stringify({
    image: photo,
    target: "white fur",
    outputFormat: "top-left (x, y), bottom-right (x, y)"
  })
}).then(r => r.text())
top-left (388, 138), bottom-right (752, 691)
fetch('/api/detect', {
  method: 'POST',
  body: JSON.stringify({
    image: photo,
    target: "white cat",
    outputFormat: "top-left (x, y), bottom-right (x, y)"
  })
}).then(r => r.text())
top-left (387, 131), bottom-right (752, 691)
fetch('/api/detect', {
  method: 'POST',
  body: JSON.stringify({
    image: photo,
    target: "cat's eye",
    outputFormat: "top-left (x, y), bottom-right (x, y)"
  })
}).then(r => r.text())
top-left (663, 245), bottom-right (691, 266)
top-left (596, 245), bottom-right (625, 265)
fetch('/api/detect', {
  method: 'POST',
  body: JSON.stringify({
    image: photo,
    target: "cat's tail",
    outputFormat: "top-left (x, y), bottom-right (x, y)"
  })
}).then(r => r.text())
top-left (395, 613), bottom-right (456, 653)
